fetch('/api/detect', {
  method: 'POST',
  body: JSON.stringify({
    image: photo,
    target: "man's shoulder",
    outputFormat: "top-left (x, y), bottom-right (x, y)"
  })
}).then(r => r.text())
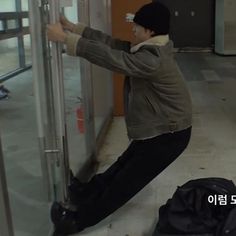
top-left (139, 42), bottom-right (173, 57)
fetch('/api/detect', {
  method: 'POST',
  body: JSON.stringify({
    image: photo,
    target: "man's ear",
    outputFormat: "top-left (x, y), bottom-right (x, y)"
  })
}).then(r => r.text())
top-left (145, 28), bottom-right (156, 36)
top-left (150, 30), bottom-right (156, 36)
top-left (145, 28), bottom-right (156, 37)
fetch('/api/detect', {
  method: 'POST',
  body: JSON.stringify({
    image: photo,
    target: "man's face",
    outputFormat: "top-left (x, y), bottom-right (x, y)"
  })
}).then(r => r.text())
top-left (132, 23), bottom-right (154, 45)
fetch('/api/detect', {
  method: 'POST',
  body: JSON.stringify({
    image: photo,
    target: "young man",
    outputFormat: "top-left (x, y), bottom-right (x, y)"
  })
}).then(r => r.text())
top-left (47, 2), bottom-right (192, 235)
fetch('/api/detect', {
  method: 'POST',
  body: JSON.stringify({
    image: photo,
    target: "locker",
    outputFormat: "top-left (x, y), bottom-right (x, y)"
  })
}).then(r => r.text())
top-left (155, 0), bottom-right (215, 49)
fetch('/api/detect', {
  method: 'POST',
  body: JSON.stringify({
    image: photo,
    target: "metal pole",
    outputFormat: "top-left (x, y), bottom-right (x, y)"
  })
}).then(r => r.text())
top-left (0, 136), bottom-right (14, 236)
top-left (48, 0), bottom-right (70, 202)
top-left (15, 0), bottom-right (26, 68)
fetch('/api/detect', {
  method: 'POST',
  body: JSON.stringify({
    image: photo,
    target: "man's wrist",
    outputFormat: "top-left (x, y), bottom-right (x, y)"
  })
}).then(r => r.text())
top-left (69, 22), bottom-right (76, 32)
top-left (62, 32), bottom-right (67, 43)
top-left (73, 23), bottom-right (86, 35)
top-left (65, 33), bottom-right (81, 56)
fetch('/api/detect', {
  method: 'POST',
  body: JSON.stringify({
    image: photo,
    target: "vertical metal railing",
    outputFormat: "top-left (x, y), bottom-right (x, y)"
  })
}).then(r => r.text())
top-left (15, 0), bottom-right (26, 68)
top-left (48, 0), bottom-right (70, 202)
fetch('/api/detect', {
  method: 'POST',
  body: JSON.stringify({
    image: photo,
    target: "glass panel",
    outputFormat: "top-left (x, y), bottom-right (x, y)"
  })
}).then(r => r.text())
top-left (0, 70), bottom-right (51, 236)
top-left (90, 0), bottom-right (113, 136)
top-left (0, 38), bottom-right (19, 76)
top-left (21, 0), bottom-right (29, 11)
top-left (64, 0), bottom-right (78, 22)
top-left (64, 4), bottom-right (87, 176)
top-left (0, 138), bottom-right (14, 236)
top-left (63, 54), bottom-right (87, 175)
top-left (22, 18), bottom-right (29, 27)
top-left (0, 0), bottom-right (16, 12)
top-left (7, 20), bottom-right (17, 30)
top-left (92, 66), bottom-right (113, 136)
top-left (24, 34), bottom-right (31, 65)
top-left (0, 21), bottom-right (3, 31)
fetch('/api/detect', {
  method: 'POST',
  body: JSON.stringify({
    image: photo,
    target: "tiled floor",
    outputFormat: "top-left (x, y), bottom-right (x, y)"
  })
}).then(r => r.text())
top-left (72, 53), bottom-right (236, 236)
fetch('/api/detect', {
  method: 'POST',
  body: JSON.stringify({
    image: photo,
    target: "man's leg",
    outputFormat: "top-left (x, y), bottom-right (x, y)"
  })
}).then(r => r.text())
top-left (75, 128), bottom-right (191, 228)
top-left (69, 140), bottom-right (138, 204)
top-left (51, 127), bottom-right (191, 234)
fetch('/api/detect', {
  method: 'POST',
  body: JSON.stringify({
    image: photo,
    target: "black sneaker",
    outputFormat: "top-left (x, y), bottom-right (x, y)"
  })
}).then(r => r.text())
top-left (68, 170), bottom-right (92, 205)
top-left (0, 89), bottom-right (8, 100)
top-left (68, 170), bottom-right (102, 206)
top-left (51, 202), bottom-right (84, 235)
top-left (0, 85), bottom-right (10, 93)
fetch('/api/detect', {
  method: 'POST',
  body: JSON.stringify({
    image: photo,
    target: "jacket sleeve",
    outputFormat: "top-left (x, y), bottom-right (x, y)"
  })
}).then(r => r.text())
top-left (73, 23), bottom-right (131, 51)
top-left (82, 27), bottom-right (131, 51)
top-left (65, 34), bottom-right (160, 79)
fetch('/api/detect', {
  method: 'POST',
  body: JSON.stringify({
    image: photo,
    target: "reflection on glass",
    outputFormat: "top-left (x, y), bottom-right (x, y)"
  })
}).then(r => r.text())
top-left (64, 0), bottom-right (78, 22)
top-left (92, 66), bottom-right (113, 136)
top-left (63, 55), bottom-right (87, 175)
top-left (0, 70), bottom-right (51, 236)
top-left (22, 18), bottom-right (29, 27)
top-left (0, 0), bottom-right (16, 12)
top-left (89, 0), bottom-right (113, 137)
top-left (24, 35), bottom-right (31, 65)
top-left (7, 19), bottom-right (17, 30)
top-left (63, 5), bottom-right (88, 175)
top-left (21, 0), bottom-right (29, 11)
top-left (0, 39), bottom-right (19, 76)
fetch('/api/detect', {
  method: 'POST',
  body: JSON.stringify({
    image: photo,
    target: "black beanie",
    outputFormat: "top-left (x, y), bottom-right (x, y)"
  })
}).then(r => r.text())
top-left (133, 2), bottom-right (170, 35)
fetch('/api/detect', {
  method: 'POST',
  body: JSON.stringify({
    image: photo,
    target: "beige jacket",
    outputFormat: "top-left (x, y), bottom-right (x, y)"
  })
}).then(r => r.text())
top-left (65, 25), bottom-right (192, 139)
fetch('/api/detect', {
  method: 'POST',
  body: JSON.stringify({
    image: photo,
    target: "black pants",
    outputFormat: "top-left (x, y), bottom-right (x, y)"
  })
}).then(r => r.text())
top-left (76, 127), bottom-right (192, 229)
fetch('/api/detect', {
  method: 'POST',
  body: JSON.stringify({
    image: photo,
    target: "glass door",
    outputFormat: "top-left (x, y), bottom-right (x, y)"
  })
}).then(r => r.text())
top-left (29, 0), bottom-right (70, 204)
top-left (0, 0), bottom-right (113, 234)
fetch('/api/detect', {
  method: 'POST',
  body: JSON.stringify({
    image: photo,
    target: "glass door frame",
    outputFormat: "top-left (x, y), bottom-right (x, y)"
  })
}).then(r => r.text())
top-left (29, 0), bottom-right (99, 203)
top-left (29, 0), bottom-right (70, 203)
top-left (0, 135), bottom-right (14, 236)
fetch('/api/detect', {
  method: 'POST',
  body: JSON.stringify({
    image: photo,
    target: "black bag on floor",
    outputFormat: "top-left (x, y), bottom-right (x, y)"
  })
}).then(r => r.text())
top-left (153, 178), bottom-right (236, 236)
top-left (215, 207), bottom-right (236, 236)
